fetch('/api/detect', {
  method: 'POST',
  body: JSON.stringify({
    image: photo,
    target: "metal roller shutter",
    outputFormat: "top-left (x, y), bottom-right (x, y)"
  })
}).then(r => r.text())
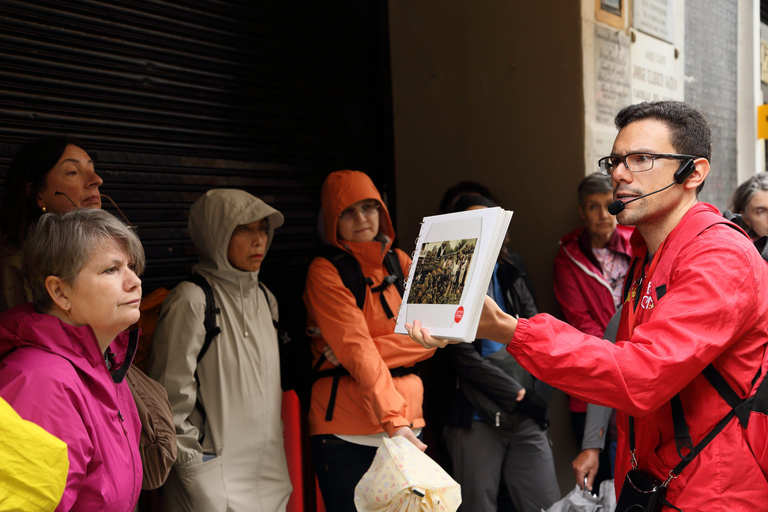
top-left (0, 0), bottom-right (395, 307)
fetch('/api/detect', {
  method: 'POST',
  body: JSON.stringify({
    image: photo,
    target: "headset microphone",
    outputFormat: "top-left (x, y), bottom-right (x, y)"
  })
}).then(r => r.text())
top-left (607, 159), bottom-right (696, 216)
top-left (608, 182), bottom-right (676, 215)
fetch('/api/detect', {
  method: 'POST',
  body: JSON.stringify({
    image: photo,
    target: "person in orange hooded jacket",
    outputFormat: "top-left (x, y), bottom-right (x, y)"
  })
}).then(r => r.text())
top-left (304, 170), bottom-right (434, 512)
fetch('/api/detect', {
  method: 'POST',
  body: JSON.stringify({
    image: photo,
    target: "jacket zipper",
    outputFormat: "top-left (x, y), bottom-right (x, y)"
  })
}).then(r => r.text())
top-left (495, 411), bottom-right (500, 427)
top-left (117, 409), bottom-right (138, 510)
top-left (561, 244), bottom-right (614, 296)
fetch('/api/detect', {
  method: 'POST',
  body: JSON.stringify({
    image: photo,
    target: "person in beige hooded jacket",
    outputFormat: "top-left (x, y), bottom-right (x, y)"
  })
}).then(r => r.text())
top-left (149, 189), bottom-right (291, 512)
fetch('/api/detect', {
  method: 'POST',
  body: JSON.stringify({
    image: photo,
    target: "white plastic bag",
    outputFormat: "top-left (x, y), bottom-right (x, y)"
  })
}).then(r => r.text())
top-left (354, 437), bottom-right (461, 512)
top-left (543, 480), bottom-right (616, 512)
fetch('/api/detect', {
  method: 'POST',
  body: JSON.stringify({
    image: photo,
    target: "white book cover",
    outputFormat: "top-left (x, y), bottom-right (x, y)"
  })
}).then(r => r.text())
top-left (394, 207), bottom-right (513, 342)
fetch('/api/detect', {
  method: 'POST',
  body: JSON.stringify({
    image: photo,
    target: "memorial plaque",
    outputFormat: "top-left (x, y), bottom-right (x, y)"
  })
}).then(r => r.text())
top-left (630, 31), bottom-right (683, 103)
top-left (634, 0), bottom-right (674, 44)
top-left (594, 25), bottom-right (631, 125)
top-left (761, 39), bottom-right (768, 85)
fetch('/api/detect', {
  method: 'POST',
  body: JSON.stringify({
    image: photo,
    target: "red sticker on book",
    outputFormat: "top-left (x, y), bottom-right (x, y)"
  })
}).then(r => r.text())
top-left (454, 306), bottom-right (464, 323)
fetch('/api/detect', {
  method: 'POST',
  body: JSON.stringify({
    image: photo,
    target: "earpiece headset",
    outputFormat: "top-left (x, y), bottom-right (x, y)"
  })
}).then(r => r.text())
top-left (673, 159), bottom-right (696, 184)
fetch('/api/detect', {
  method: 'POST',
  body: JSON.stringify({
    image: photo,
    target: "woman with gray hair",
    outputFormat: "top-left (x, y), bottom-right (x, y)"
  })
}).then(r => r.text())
top-left (730, 172), bottom-right (768, 239)
top-left (0, 208), bottom-right (144, 511)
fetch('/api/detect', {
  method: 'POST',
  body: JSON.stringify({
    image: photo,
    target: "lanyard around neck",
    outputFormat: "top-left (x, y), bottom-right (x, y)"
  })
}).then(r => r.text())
top-left (624, 239), bottom-right (667, 339)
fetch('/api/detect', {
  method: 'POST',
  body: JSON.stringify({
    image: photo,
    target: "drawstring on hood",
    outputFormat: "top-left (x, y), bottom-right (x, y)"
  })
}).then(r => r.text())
top-left (189, 189), bottom-right (283, 337)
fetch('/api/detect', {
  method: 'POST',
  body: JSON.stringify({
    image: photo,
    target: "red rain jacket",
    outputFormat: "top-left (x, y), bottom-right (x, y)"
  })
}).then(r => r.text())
top-left (510, 203), bottom-right (768, 511)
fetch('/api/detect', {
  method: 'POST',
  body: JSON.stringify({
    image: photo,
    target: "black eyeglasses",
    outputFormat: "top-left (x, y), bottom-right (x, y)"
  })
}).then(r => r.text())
top-left (54, 191), bottom-right (136, 230)
top-left (598, 152), bottom-right (701, 176)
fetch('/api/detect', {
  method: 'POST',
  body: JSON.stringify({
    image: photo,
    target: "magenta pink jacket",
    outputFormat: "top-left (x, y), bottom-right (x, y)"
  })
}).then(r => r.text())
top-left (553, 224), bottom-right (633, 338)
top-left (512, 203), bottom-right (768, 511)
top-left (553, 224), bottom-right (632, 412)
top-left (0, 304), bottom-right (142, 512)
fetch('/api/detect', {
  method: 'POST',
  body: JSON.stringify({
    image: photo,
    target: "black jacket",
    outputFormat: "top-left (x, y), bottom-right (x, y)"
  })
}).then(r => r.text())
top-left (422, 256), bottom-right (553, 429)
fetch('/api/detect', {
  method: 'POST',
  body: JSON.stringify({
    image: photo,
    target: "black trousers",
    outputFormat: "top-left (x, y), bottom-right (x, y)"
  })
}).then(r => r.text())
top-left (311, 435), bottom-right (379, 512)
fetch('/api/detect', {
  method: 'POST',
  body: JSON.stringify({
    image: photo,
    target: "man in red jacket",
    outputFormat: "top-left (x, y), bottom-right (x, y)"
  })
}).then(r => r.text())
top-left (407, 101), bottom-right (768, 511)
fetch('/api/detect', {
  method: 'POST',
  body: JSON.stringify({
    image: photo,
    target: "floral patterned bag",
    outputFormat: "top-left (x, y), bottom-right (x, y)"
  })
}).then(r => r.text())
top-left (354, 437), bottom-right (461, 512)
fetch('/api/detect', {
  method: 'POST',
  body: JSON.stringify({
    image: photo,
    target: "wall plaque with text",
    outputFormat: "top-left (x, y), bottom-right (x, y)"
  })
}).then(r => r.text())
top-left (634, 0), bottom-right (674, 44)
top-left (630, 31), bottom-right (683, 103)
top-left (594, 25), bottom-right (631, 125)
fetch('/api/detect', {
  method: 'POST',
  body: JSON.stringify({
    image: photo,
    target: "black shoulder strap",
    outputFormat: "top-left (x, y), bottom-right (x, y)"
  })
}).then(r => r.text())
top-left (321, 247), bottom-right (405, 315)
top-left (185, 273), bottom-right (221, 363)
top-left (383, 249), bottom-right (405, 297)
top-left (323, 248), bottom-right (368, 310)
top-left (184, 273), bottom-right (221, 438)
top-left (257, 281), bottom-right (279, 330)
top-left (635, 363), bottom-right (761, 483)
top-left (702, 363), bottom-right (759, 428)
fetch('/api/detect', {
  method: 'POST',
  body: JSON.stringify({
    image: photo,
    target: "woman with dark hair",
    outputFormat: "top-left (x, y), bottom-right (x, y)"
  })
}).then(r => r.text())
top-left (0, 208), bottom-right (144, 511)
top-left (0, 136), bottom-right (102, 310)
top-left (433, 193), bottom-right (559, 512)
top-left (730, 172), bottom-right (768, 239)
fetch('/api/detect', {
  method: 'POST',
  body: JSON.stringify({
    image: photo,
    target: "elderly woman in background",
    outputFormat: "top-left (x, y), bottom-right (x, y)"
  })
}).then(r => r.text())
top-left (0, 208), bottom-right (143, 511)
top-left (0, 136), bottom-right (103, 311)
top-left (730, 172), bottom-right (768, 239)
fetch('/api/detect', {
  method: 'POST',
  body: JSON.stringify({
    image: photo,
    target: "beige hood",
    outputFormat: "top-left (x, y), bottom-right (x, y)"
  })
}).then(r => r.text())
top-left (188, 189), bottom-right (284, 276)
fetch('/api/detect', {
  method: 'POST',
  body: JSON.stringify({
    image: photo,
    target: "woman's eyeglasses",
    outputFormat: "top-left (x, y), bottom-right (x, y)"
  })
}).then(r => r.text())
top-left (54, 191), bottom-right (136, 230)
top-left (338, 202), bottom-right (380, 221)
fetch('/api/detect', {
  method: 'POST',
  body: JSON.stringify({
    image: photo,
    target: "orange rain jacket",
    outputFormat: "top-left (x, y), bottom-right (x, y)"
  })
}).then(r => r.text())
top-left (304, 170), bottom-right (434, 437)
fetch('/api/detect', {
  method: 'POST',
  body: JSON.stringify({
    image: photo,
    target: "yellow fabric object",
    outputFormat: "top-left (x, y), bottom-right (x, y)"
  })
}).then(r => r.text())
top-left (0, 396), bottom-right (69, 512)
top-left (354, 437), bottom-right (461, 512)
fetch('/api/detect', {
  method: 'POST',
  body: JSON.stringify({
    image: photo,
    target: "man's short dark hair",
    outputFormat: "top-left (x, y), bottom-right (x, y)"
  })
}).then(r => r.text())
top-left (615, 101), bottom-right (711, 194)
top-left (578, 172), bottom-right (612, 207)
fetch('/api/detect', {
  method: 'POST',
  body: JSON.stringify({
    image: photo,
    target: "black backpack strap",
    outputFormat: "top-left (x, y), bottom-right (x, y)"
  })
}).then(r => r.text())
top-left (383, 250), bottom-right (405, 297)
top-left (669, 398), bottom-right (739, 479)
top-left (314, 363), bottom-right (419, 421)
top-left (631, 400), bottom-right (738, 489)
top-left (323, 247), bottom-right (404, 318)
top-left (370, 250), bottom-right (404, 319)
top-left (661, 363), bottom-right (761, 481)
top-left (323, 248), bottom-right (368, 310)
top-left (702, 363), bottom-right (759, 428)
top-left (670, 394), bottom-right (694, 461)
top-left (184, 273), bottom-right (221, 438)
top-left (257, 281), bottom-right (279, 330)
top-left (185, 273), bottom-right (221, 363)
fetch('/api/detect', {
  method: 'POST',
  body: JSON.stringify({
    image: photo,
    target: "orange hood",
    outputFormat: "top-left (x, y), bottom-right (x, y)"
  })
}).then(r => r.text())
top-left (321, 170), bottom-right (395, 251)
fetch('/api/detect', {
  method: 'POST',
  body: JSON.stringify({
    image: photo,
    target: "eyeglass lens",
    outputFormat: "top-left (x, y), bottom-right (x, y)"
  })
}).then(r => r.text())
top-left (601, 154), bottom-right (655, 174)
top-left (339, 202), bottom-right (379, 220)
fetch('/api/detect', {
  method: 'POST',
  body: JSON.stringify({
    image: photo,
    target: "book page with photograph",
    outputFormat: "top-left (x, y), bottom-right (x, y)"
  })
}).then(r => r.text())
top-left (408, 239), bottom-right (477, 305)
top-left (394, 207), bottom-right (513, 342)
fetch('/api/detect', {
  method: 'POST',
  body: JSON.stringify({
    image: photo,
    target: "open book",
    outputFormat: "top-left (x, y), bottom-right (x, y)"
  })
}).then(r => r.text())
top-left (394, 207), bottom-right (513, 342)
